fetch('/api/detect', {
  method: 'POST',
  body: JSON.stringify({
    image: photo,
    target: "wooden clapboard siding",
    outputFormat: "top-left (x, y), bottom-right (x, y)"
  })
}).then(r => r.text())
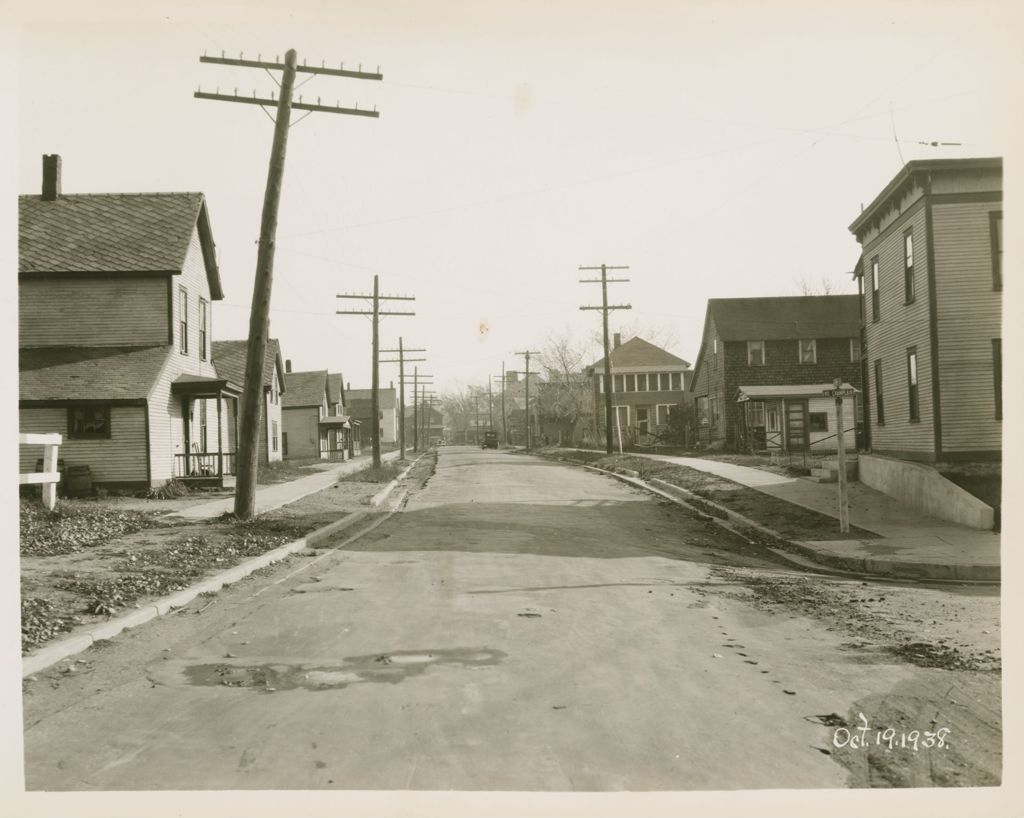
top-left (174, 230), bottom-right (218, 359)
top-left (805, 396), bottom-right (857, 450)
top-left (861, 201), bottom-right (934, 455)
top-left (19, 406), bottom-right (148, 483)
top-left (932, 201), bottom-right (1002, 452)
top-left (930, 168), bottom-right (1002, 195)
top-left (281, 407), bottom-right (321, 459)
top-left (19, 277), bottom-right (166, 347)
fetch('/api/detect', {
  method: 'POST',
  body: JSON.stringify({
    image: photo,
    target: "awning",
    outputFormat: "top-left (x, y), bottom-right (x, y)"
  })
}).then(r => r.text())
top-left (736, 383), bottom-right (860, 402)
top-left (318, 415), bottom-right (352, 428)
top-left (171, 374), bottom-right (242, 397)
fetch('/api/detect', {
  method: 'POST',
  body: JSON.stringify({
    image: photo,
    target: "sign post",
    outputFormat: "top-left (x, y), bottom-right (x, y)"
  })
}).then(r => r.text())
top-left (823, 378), bottom-right (856, 534)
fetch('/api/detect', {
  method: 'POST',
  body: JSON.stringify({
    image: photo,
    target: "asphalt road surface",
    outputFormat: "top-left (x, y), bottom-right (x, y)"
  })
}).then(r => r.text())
top-left (22, 446), bottom-right (999, 791)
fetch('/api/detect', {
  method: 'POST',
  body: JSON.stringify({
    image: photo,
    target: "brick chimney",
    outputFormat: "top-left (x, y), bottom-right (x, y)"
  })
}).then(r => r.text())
top-left (613, 332), bottom-right (621, 349)
top-left (42, 154), bottom-right (62, 201)
top-left (285, 359), bottom-right (292, 373)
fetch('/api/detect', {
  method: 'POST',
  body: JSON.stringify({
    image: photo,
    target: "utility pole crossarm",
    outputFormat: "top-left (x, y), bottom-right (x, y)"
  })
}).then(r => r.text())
top-left (194, 92), bottom-right (378, 118)
top-left (580, 305), bottom-right (632, 311)
top-left (336, 310), bottom-right (416, 316)
top-left (200, 54), bottom-right (384, 81)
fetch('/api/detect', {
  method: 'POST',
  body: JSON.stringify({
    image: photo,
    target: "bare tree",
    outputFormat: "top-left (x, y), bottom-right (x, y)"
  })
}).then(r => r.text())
top-left (794, 275), bottom-right (856, 295)
top-left (589, 318), bottom-right (681, 354)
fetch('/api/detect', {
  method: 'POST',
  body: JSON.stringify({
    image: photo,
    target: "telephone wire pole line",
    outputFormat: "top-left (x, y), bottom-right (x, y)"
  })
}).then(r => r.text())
top-left (579, 264), bottom-right (631, 455)
top-left (197, 48), bottom-right (381, 520)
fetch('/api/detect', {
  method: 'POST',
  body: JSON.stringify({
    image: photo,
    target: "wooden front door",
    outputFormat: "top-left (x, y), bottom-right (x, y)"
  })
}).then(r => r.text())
top-left (785, 400), bottom-right (808, 451)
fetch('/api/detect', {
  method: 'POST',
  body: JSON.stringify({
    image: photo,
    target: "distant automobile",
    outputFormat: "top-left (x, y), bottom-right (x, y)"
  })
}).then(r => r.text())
top-left (481, 430), bottom-right (498, 449)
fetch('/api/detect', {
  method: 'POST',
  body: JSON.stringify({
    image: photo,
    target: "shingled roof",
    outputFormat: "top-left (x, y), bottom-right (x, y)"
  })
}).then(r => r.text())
top-left (212, 339), bottom-right (283, 392)
top-left (19, 192), bottom-right (224, 299)
top-left (19, 345), bottom-right (169, 401)
top-left (282, 370), bottom-right (328, 408)
top-left (705, 295), bottom-right (860, 341)
top-left (346, 388), bottom-right (397, 411)
top-left (590, 337), bottom-right (690, 370)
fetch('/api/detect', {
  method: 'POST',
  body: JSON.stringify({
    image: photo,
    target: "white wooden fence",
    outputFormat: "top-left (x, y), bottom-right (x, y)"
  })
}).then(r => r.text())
top-left (19, 433), bottom-right (62, 510)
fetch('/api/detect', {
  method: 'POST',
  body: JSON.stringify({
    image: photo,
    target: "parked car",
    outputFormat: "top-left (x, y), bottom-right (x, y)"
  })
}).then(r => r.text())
top-left (481, 430), bottom-right (498, 449)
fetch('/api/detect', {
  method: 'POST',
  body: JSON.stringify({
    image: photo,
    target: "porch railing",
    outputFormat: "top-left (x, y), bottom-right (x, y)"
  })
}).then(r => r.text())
top-left (320, 447), bottom-right (348, 462)
top-left (174, 451), bottom-right (236, 478)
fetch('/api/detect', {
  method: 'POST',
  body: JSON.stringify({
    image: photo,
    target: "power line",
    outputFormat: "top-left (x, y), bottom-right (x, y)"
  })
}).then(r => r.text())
top-left (580, 264), bottom-right (631, 455)
top-left (196, 47), bottom-right (381, 520)
top-left (337, 276), bottom-right (415, 467)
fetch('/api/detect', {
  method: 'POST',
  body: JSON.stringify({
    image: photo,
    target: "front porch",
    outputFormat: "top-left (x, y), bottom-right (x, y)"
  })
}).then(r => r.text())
top-left (319, 415), bottom-right (361, 461)
top-left (171, 374), bottom-right (241, 488)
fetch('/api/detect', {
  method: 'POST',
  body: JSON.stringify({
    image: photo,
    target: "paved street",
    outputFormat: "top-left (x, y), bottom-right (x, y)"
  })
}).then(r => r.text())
top-left (22, 447), bottom-right (1000, 791)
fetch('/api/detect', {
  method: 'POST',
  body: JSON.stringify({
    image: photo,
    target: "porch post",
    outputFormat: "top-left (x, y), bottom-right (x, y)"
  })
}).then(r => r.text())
top-left (182, 398), bottom-right (191, 476)
top-left (217, 391), bottom-right (224, 477)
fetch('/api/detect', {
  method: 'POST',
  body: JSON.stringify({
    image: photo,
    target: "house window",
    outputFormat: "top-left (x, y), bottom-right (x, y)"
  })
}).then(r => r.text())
top-left (907, 348), bottom-right (920, 423)
top-left (710, 395), bottom-right (720, 426)
top-left (597, 375), bottom-right (605, 394)
top-left (199, 400), bottom-right (208, 450)
top-left (993, 339), bottom-right (1002, 420)
top-left (871, 257), bottom-right (880, 322)
top-left (272, 421), bottom-right (279, 452)
top-left (748, 401), bottom-right (765, 427)
top-left (799, 339), bottom-right (817, 364)
top-left (747, 340), bottom-right (765, 366)
top-left (68, 405), bottom-right (111, 439)
top-left (850, 337), bottom-right (861, 363)
top-left (808, 412), bottom-right (828, 432)
top-left (659, 373), bottom-right (670, 391)
top-left (198, 298), bottom-right (208, 360)
top-left (696, 396), bottom-right (708, 424)
top-left (903, 229), bottom-right (915, 303)
top-left (713, 336), bottom-right (718, 355)
top-left (282, 432), bottom-right (288, 457)
top-left (178, 287), bottom-right (189, 354)
top-left (613, 374), bottom-right (624, 392)
top-left (625, 374), bottom-right (636, 392)
top-left (656, 404), bottom-right (672, 426)
top-left (671, 372), bottom-right (682, 390)
top-left (635, 374), bottom-right (646, 392)
top-left (613, 406), bottom-right (629, 429)
top-left (991, 212), bottom-right (1002, 290)
top-left (874, 359), bottom-right (885, 425)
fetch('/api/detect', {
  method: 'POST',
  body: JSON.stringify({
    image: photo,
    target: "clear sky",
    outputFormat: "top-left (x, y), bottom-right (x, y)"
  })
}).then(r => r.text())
top-left (11, 0), bottom-right (1022, 395)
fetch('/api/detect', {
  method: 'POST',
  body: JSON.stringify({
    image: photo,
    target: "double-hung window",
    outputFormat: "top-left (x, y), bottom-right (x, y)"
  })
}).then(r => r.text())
top-left (991, 212), bottom-right (1002, 290)
top-left (198, 298), bottom-right (208, 360)
top-left (850, 337), bottom-right (861, 363)
top-left (903, 229), bottom-right (915, 303)
top-left (906, 348), bottom-right (919, 423)
top-left (871, 257), bottom-right (880, 321)
top-left (747, 340), bottom-right (765, 366)
top-left (68, 405), bottom-right (111, 439)
top-left (993, 339), bottom-right (1002, 420)
top-left (874, 359), bottom-right (885, 425)
top-left (798, 339), bottom-right (817, 364)
top-left (178, 287), bottom-right (189, 354)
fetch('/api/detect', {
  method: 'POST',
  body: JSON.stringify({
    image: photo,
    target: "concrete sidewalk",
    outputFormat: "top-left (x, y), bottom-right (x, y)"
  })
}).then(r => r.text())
top-left (634, 453), bottom-right (1000, 582)
top-left (167, 449), bottom-right (403, 521)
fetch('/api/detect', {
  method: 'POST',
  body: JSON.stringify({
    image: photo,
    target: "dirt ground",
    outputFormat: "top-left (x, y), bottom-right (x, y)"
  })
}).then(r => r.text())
top-left (703, 567), bottom-right (1001, 787)
top-left (20, 476), bottom-right (386, 654)
top-left (552, 450), bottom-right (877, 540)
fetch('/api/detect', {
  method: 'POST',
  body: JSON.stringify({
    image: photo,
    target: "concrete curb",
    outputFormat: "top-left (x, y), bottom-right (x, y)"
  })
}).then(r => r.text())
top-left (22, 510), bottom-right (375, 678)
top-left (567, 460), bottom-right (999, 585)
top-left (369, 452), bottom-right (426, 507)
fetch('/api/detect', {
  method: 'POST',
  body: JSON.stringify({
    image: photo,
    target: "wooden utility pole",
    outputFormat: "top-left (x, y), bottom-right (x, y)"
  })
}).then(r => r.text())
top-left (579, 264), bottom-right (631, 455)
top-left (337, 277), bottom-right (415, 467)
top-left (823, 378), bottom-right (856, 534)
top-left (197, 49), bottom-right (381, 519)
top-left (514, 350), bottom-right (541, 451)
top-left (488, 376), bottom-right (496, 429)
top-left (500, 363), bottom-right (507, 445)
top-left (406, 369), bottom-right (433, 451)
top-left (380, 339), bottom-right (426, 461)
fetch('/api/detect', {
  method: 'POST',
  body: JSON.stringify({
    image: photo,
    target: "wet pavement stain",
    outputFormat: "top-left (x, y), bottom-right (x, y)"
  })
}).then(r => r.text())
top-left (162, 648), bottom-right (507, 693)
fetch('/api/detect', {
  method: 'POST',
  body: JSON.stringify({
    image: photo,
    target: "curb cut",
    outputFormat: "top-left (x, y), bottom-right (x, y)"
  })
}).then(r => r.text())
top-left (573, 462), bottom-right (999, 585)
top-left (22, 509), bottom-right (376, 679)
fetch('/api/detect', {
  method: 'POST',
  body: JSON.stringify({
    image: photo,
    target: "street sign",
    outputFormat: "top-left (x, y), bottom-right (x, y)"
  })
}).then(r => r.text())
top-left (823, 387), bottom-right (857, 398)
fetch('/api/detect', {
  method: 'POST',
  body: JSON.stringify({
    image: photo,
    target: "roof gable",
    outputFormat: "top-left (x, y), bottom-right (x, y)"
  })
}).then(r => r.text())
top-left (590, 336), bottom-right (690, 370)
top-left (19, 192), bottom-right (224, 299)
top-left (212, 338), bottom-right (283, 390)
top-left (282, 370), bottom-right (329, 407)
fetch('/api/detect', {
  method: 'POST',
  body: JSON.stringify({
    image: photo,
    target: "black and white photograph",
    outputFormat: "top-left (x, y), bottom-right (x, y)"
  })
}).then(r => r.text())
top-left (4, 1), bottom-right (1021, 815)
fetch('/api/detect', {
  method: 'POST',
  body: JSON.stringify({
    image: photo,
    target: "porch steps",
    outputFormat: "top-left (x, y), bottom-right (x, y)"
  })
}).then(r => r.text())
top-left (809, 459), bottom-right (858, 483)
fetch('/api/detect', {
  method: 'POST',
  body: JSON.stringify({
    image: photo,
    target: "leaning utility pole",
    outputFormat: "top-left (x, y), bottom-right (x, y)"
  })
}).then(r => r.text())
top-left (197, 49), bottom-right (382, 519)
top-left (514, 350), bottom-right (541, 451)
top-left (579, 264), bottom-right (631, 455)
top-left (337, 276), bottom-right (415, 467)
top-left (380, 339), bottom-right (426, 460)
